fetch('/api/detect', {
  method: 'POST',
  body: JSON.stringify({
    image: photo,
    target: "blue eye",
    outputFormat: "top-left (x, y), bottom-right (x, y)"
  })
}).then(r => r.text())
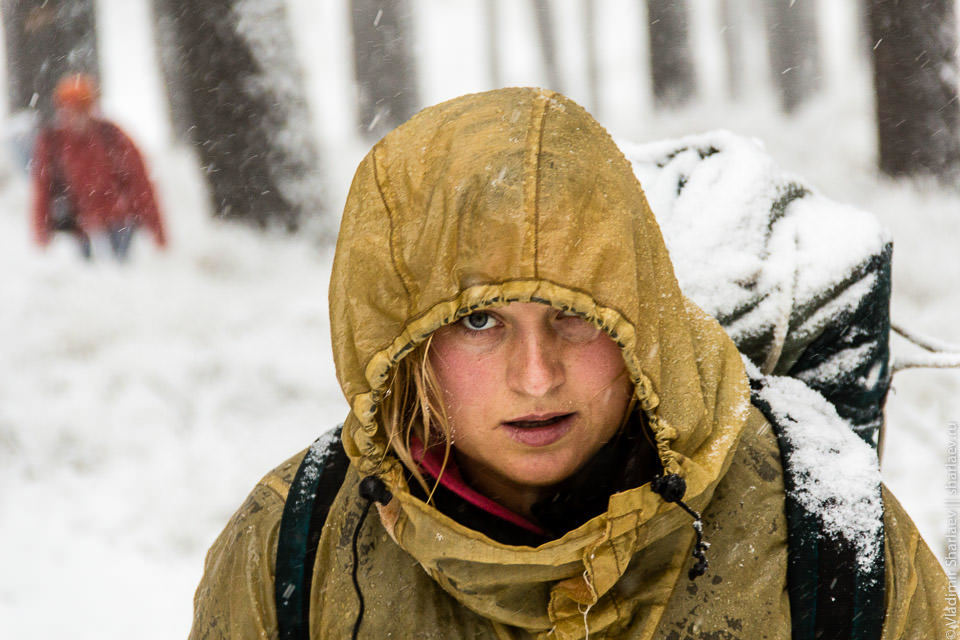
top-left (461, 311), bottom-right (498, 331)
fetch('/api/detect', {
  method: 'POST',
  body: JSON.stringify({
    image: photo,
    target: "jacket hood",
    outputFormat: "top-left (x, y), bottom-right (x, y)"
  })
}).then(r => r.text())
top-left (329, 87), bottom-right (750, 637)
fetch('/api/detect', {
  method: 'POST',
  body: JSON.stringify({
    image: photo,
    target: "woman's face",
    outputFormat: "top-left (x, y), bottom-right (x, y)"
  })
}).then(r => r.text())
top-left (429, 302), bottom-right (633, 511)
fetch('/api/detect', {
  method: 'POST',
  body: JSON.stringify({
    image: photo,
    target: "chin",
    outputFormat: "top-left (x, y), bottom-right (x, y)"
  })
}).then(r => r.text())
top-left (504, 454), bottom-right (583, 488)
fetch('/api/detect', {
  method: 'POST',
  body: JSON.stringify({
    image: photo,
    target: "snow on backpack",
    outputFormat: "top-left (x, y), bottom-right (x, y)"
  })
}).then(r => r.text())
top-left (274, 132), bottom-right (924, 639)
top-left (624, 131), bottom-right (893, 451)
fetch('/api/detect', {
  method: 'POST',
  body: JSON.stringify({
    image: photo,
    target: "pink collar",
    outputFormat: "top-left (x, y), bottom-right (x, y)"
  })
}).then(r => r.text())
top-left (410, 438), bottom-right (547, 536)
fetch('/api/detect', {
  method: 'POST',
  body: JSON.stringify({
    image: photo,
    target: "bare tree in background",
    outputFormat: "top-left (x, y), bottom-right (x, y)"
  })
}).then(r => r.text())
top-left (867, 0), bottom-right (960, 180)
top-left (351, 0), bottom-right (420, 140)
top-left (2, 0), bottom-right (99, 123)
top-left (762, 0), bottom-right (821, 113)
top-left (531, 0), bottom-right (563, 93)
top-left (150, 2), bottom-right (190, 143)
top-left (720, 0), bottom-right (744, 100)
top-left (152, 0), bottom-right (325, 232)
top-left (855, 0), bottom-right (874, 61)
top-left (485, 0), bottom-right (502, 90)
top-left (582, 0), bottom-right (600, 115)
top-left (646, 0), bottom-right (695, 107)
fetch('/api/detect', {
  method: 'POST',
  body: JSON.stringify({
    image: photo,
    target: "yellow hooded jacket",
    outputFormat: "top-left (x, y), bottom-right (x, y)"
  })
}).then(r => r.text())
top-left (190, 88), bottom-right (952, 639)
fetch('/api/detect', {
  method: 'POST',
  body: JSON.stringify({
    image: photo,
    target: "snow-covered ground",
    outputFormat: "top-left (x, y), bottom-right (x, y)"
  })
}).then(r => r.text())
top-left (3, 1), bottom-right (959, 637)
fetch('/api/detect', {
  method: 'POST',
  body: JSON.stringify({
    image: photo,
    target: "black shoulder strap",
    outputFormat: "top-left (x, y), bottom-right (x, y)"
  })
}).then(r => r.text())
top-left (750, 382), bottom-right (886, 640)
top-left (275, 426), bottom-right (350, 640)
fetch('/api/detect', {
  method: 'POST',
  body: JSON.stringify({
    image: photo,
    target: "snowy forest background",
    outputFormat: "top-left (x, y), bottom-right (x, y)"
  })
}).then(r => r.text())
top-left (2, 0), bottom-right (960, 637)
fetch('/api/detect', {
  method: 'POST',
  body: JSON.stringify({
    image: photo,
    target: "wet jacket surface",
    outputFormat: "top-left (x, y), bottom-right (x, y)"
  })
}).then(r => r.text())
top-left (190, 88), bottom-right (952, 639)
top-left (31, 119), bottom-right (166, 245)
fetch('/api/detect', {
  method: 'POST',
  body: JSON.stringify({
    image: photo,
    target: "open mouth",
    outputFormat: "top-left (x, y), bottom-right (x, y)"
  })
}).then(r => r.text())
top-left (504, 413), bottom-right (574, 429)
top-left (502, 413), bottom-right (576, 447)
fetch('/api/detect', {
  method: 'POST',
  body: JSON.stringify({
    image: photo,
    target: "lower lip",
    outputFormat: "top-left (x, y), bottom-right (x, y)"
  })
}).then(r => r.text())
top-left (501, 415), bottom-right (575, 447)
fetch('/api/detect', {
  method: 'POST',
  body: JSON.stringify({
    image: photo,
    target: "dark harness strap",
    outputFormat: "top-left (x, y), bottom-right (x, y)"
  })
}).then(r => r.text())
top-left (750, 381), bottom-right (886, 640)
top-left (275, 426), bottom-right (349, 640)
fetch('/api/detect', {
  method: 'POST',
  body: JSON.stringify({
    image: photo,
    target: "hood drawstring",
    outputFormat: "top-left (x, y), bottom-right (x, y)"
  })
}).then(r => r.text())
top-left (651, 473), bottom-right (710, 580)
top-left (351, 475), bottom-right (393, 640)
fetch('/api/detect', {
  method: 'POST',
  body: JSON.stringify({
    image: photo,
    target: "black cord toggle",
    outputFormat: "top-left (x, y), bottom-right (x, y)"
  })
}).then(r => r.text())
top-left (359, 475), bottom-right (393, 505)
top-left (651, 473), bottom-right (710, 580)
top-left (651, 473), bottom-right (686, 503)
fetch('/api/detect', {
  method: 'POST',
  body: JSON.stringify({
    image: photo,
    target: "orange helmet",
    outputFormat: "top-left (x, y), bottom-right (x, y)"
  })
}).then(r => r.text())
top-left (53, 73), bottom-right (98, 111)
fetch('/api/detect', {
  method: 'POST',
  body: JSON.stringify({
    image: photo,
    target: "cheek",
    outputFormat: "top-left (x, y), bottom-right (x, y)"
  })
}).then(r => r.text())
top-left (429, 343), bottom-right (497, 414)
top-left (571, 339), bottom-right (633, 415)
top-left (578, 339), bottom-right (629, 385)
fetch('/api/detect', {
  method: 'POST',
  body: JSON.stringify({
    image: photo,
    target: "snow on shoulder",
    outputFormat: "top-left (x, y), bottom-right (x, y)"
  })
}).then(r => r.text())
top-left (747, 359), bottom-right (884, 578)
top-left (300, 427), bottom-right (341, 484)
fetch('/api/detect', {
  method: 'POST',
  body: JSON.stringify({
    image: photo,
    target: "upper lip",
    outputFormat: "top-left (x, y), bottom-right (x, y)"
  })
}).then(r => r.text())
top-left (503, 411), bottom-right (573, 424)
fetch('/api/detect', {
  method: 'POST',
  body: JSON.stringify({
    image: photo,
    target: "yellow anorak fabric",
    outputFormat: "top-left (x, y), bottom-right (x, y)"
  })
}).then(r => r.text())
top-left (190, 88), bottom-right (953, 639)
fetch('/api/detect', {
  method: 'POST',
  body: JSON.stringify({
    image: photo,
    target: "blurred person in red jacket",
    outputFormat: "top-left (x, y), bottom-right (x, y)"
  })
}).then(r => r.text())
top-left (31, 73), bottom-right (167, 260)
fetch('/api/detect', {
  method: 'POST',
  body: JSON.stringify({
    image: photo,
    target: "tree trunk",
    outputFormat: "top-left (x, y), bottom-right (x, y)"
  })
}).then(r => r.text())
top-left (582, 0), bottom-right (600, 115)
top-left (150, 1), bottom-right (191, 143)
top-left (762, 0), bottom-right (821, 113)
top-left (646, 0), bottom-right (695, 107)
top-left (1, 0), bottom-right (99, 124)
top-left (152, 0), bottom-right (325, 232)
top-left (531, 0), bottom-right (563, 93)
top-left (485, 0), bottom-right (502, 90)
top-left (720, 0), bottom-right (744, 100)
top-left (867, 0), bottom-right (960, 180)
top-left (350, 0), bottom-right (420, 140)
top-left (856, 0), bottom-right (874, 61)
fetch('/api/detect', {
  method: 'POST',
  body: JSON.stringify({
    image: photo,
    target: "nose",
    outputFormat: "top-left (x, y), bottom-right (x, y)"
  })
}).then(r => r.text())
top-left (506, 326), bottom-right (565, 397)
